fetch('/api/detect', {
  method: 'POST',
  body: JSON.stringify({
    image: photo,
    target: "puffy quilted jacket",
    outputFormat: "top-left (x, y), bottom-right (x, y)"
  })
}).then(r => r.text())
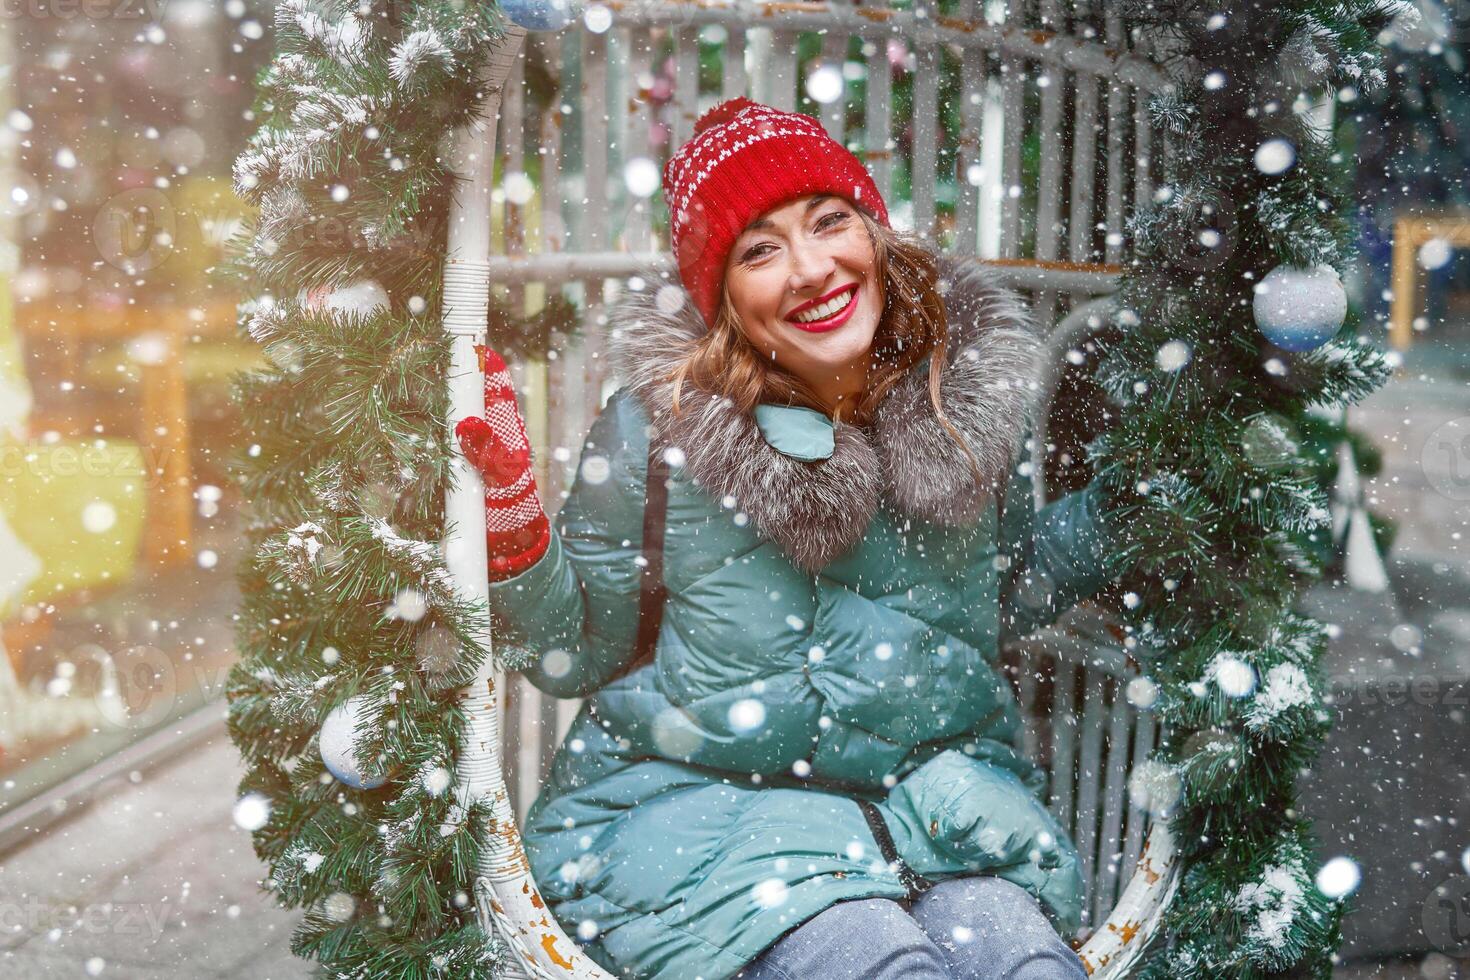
top-left (485, 251), bottom-right (1115, 980)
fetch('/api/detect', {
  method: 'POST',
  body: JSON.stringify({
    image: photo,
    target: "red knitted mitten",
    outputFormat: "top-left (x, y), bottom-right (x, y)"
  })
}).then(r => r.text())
top-left (454, 346), bottom-right (551, 581)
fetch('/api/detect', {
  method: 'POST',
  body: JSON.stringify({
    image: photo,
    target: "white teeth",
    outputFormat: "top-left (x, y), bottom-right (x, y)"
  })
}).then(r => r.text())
top-left (792, 288), bottom-right (855, 323)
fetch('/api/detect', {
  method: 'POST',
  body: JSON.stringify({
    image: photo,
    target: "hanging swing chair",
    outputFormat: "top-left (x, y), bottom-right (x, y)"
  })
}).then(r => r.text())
top-left (441, 3), bottom-right (1184, 975)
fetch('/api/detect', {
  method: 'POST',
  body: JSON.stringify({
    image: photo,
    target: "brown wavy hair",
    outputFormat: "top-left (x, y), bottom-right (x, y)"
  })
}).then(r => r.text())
top-left (666, 202), bottom-right (984, 482)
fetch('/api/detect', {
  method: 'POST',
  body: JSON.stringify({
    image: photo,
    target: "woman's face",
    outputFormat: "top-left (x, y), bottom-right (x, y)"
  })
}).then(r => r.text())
top-left (722, 193), bottom-right (883, 396)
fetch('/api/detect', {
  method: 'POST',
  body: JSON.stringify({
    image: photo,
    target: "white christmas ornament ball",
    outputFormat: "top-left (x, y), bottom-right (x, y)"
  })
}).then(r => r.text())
top-left (499, 0), bottom-right (582, 31)
top-left (1252, 264), bottom-right (1346, 352)
top-left (300, 279), bottom-right (390, 320)
top-left (319, 694), bottom-right (388, 790)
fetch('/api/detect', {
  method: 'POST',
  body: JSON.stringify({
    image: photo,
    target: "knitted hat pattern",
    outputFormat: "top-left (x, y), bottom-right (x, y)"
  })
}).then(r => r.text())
top-left (660, 97), bottom-right (891, 327)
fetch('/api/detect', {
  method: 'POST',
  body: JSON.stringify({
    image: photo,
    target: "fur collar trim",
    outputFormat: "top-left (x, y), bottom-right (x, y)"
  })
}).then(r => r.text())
top-left (606, 251), bottom-right (1041, 574)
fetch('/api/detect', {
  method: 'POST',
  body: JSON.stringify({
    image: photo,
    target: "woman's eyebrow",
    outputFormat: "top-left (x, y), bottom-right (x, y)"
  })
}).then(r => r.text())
top-left (739, 195), bottom-right (836, 238)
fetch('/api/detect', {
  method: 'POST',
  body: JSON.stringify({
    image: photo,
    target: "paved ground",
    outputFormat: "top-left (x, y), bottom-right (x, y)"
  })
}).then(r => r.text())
top-left (0, 725), bottom-right (310, 980)
top-left (1339, 959), bottom-right (1468, 979)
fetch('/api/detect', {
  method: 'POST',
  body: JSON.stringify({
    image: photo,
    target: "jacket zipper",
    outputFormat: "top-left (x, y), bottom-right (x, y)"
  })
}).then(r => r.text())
top-left (854, 798), bottom-right (936, 910)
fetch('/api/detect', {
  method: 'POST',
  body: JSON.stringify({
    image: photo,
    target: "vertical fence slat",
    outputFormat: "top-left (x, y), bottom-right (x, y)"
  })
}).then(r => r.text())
top-left (770, 30), bottom-right (799, 112)
top-left (819, 13), bottom-right (848, 142)
top-left (1133, 90), bottom-right (1153, 222)
top-left (1048, 659), bottom-right (1077, 830)
top-left (955, 0), bottom-right (984, 256)
top-left (502, 43), bottom-right (528, 315)
top-left (1033, 0), bottom-right (1065, 331)
top-left (865, 29), bottom-right (895, 210)
top-left (543, 49), bottom-right (567, 259)
top-left (999, 45), bottom-right (1024, 257)
top-left (1018, 648), bottom-right (1043, 762)
top-left (1073, 666), bottom-right (1108, 926)
top-left (723, 25), bottom-right (748, 99)
top-left (911, 0), bottom-right (940, 241)
top-left (1104, 6), bottom-right (1127, 267)
top-left (1120, 709), bottom-right (1157, 878)
top-left (1094, 679), bottom-right (1133, 923)
top-left (623, 25), bottom-right (655, 253)
top-left (581, 28), bottom-right (610, 306)
top-left (978, 43), bottom-right (1006, 259)
top-left (1067, 54), bottom-right (1098, 263)
top-left (673, 26), bottom-right (701, 151)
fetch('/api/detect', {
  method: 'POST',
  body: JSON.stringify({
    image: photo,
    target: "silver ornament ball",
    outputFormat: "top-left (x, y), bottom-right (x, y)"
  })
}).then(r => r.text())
top-left (1252, 264), bottom-right (1346, 353)
top-left (299, 279), bottom-right (390, 320)
top-left (319, 693), bottom-right (389, 790)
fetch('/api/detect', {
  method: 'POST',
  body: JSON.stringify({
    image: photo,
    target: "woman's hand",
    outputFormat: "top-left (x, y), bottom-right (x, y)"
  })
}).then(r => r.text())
top-left (455, 346), bottom-right (551, 580)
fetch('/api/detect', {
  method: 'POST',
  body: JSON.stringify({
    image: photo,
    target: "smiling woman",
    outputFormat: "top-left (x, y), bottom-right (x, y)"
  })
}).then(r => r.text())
top-left (456, 95), bottom-right (1124, 980)
top-left (659, 97), bottom-right (965, 431)
top-left (722, 194), bottom-right (881, 416)
top-left (678, 183), bottom-right (974, 456)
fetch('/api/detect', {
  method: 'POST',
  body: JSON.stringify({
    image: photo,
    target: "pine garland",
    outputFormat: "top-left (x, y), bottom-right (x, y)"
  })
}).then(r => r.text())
top-left (1093, 2), bottom-right (1414, 975)
top-left (218, 2), bottom-right (564, 976)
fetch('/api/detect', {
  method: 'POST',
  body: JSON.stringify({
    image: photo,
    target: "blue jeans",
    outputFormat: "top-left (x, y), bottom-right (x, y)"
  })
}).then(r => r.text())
top-left (731, 875), bottom-right (1089, 980)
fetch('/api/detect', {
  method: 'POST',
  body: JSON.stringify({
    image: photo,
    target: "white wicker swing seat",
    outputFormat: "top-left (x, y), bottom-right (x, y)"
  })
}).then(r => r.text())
top-left (441, 3), bottom-right (1184, 975)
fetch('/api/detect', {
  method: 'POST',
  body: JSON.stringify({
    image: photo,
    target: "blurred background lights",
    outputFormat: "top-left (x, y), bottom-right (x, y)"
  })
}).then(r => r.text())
top-left (504, 171), bottom-right (535, 205)
top-left (82, 500), bottom-right (117, 534)
top-left (583, 3), bottom-right (612, 32)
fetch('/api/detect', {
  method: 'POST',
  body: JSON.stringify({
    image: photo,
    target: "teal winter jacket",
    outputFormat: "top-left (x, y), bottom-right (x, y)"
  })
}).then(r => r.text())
top-left (485, 252), bottom-right (1115, 980)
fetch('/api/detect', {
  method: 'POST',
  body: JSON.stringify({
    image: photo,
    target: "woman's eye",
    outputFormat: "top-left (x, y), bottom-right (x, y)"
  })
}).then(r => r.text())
top-left (741, 213), bottom-right (847, 262)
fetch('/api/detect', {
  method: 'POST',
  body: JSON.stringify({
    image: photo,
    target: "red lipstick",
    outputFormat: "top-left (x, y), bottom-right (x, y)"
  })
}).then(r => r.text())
top-left (785, 283), bottom-right (860, 333)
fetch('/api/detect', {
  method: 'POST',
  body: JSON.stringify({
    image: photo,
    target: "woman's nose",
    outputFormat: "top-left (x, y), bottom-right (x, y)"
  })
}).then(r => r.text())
top-left (787, 241), bottom-right (836, 292)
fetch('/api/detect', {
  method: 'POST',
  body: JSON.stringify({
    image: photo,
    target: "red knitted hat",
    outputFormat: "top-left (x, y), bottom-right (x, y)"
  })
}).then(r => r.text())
top-left (661, 97), bottom-right (891, 327)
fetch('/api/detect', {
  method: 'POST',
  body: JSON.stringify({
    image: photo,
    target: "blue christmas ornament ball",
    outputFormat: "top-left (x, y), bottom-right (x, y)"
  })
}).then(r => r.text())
top-left (1252, 264), bottom-right (1347, 352)
top-left (319, 694), bottom-right (389, 790)
top-left (497, 0), bottom-right (581, 31)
